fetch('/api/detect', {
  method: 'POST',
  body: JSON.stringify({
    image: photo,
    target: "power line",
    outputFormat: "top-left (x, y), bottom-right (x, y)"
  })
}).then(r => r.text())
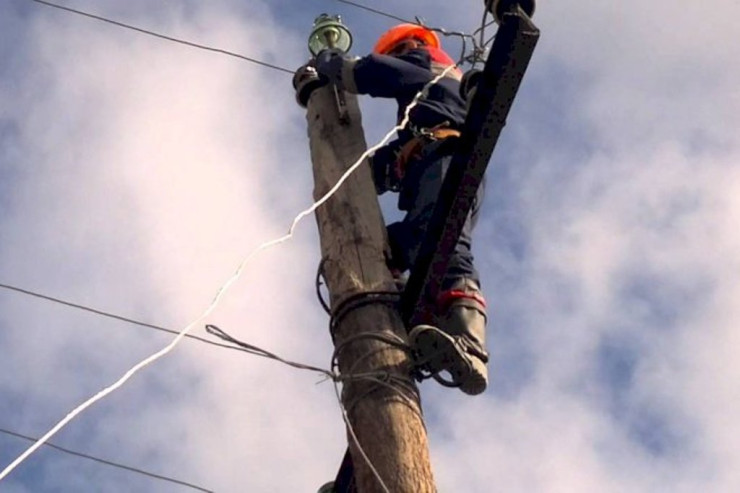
top-left (0, 95), bottom-right (415, 479)
top-left (6, 3), bottom-right (479, 484)
top-left (29, 0), bottom-right (294, 74)
top-left (329, 0), bottom-right (486, 67)
top-left (0, 280), bottom-right (345, 374)
top-left (0, 62), bottom-right (451, 483)
top-left (0, 282), bottom-right (251, 354)
top-left (206, 324), bottom-right (415, 493)
top-left (0, 427), bottom-right (213, 492)
top-left (0, 57), bottom-right (464, 485)
top-left (30, 0), bottom-right (478, 76)
top-left (331, 0), bottom-right (411, 24)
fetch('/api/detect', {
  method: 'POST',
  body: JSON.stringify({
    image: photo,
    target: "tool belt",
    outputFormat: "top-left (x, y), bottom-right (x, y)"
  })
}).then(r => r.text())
top-left (394, 126), bottom-right (461, 182)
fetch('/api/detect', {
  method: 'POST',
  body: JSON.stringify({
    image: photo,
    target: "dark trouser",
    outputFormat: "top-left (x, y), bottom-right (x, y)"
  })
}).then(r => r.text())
top-left (386, 142), bottom-right (484, 292)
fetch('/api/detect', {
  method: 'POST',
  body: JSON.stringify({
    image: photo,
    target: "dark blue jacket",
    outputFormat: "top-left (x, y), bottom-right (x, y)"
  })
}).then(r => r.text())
top-left (315, 48), bottom-right (465, 194)
top-left (350, 49), bottom-right (466, 140)
top-left (315, 48), bottom-right (465, 140)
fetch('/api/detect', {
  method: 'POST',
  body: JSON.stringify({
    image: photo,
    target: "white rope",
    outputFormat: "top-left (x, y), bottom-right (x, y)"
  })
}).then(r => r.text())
top-left (0, 64), bottom-right (457, 483)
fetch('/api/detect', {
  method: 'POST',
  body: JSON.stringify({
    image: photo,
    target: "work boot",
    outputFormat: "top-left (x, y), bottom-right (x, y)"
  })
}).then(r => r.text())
top-left (409, 279), bottom-right (489, 395)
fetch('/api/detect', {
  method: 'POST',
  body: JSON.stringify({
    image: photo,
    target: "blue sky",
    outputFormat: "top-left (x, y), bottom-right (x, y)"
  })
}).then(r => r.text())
top-left (2, 0), bottom-right (740, 491)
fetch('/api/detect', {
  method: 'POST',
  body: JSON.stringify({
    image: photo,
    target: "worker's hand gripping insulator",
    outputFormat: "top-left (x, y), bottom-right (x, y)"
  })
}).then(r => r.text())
top-left (292, 63), bottom-right (325, 108)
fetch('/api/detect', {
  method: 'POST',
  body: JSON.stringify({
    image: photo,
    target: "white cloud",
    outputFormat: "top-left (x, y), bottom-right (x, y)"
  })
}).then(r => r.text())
top-left (3, 1), bottom-right (740, 492)
top-left (1, 3), bottom-right (344, 491)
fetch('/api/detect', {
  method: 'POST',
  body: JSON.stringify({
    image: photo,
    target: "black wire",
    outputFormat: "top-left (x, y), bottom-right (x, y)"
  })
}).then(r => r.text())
top-left (332, 0), bottom-right (487, 67)
top-left (473, 9), bottom-right (492, 46)
top-left (331, 0), bottom-right (411, 24)
top-left (0, 427), bottom-right (213, 492)
top-left (0, 283), bottom-right (399, 490)
top-left (0, 282), bottom-right (264, 355)
top-left (315, 258), bottom-right (332, 316)
top-left (331, 0), bottom-right (487, 64)
top-left (30, 0), bottom-right (486, 74)
top-left (329, 291), bottom-right (401, 341)
top-left (331, 331), bottom-right (411, 372)
top-left (329, 0), bottom-right (490, 68)
top-left (29, 0), bottom-right (294, 74)
top-left (205, 324), bottom-right (333, 378)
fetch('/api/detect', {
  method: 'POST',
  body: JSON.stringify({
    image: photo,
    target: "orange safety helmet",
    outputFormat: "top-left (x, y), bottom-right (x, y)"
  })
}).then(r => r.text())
top-left (373, 24), bottom-right (440, 55)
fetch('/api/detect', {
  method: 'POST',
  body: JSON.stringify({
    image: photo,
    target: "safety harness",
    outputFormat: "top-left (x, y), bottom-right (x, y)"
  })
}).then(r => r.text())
top-left (393, 124), bottom-right (461, 182)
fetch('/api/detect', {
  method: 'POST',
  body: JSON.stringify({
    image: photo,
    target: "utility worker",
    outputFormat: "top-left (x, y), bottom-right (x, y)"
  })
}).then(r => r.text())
top-left (314, 24), bottom-right (489, 395)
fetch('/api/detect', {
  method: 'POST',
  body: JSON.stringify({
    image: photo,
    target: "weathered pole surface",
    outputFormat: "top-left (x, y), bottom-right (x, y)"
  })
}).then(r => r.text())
top-left (305, 84), bottom-right (435, 492)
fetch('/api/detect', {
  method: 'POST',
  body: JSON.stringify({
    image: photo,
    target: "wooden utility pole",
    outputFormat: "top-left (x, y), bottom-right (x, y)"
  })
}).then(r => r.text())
top-left (303, 84), bottom-right (435, 492)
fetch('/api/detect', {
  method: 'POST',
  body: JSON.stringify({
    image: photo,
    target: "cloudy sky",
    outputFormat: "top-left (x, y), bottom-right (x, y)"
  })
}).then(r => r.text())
top-left (1, 0), bottom-right (739, 491)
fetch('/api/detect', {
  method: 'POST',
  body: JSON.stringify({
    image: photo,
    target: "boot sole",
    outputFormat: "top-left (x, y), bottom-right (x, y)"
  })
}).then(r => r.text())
top-left (409, 325), bottom-right (488, 395)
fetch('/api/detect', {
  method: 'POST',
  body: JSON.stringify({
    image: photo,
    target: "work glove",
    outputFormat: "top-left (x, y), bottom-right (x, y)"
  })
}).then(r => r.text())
top-left (370, 141), bottom-right (402, 195)
top-left (314, 48), bottom-right (347, 87)
top-left (292, 63), bottom-right (327, 107)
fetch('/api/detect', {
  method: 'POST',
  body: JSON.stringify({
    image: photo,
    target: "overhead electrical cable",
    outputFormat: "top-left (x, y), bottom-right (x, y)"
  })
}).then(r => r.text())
top-left (0, 282), bottom-right (257, 353)
top-left (328, 0), bottom-right (486, 67)
top-left (0, 427), bottom-right (212, 492)
top-left (0, 56), bottom-right (460, 488)
top-left (0, 121), bottom-right (386, 480)
top-left (331, 0), bottom-right (411, 23)
top-left (30, 0), bottom-right (480, 75)
top-left (29, 0), bottom-right (294, 74)
top-left (8, 2), bottom-right (485, 488)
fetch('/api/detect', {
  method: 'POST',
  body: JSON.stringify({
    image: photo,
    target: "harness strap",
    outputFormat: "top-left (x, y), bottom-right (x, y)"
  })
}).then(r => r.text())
top-left (393, 127), bottom-right (461, 182)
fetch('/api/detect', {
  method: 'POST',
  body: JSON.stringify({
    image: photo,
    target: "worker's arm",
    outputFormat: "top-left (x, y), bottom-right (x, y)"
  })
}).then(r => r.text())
top-left (314, 49), bottom-right (433, 98)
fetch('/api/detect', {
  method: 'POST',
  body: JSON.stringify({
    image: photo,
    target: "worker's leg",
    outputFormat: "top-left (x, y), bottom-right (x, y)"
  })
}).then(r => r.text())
top-left (390, 151), bottom-right (490, 394)
top-left (387, 150), bottom-right (484, 282)
top-left (434, 177), bottom-right (488, 394)
top-left (442, 172), bottom-right (485, 290)
top-left (433, 277), bottom-right (489, 394)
